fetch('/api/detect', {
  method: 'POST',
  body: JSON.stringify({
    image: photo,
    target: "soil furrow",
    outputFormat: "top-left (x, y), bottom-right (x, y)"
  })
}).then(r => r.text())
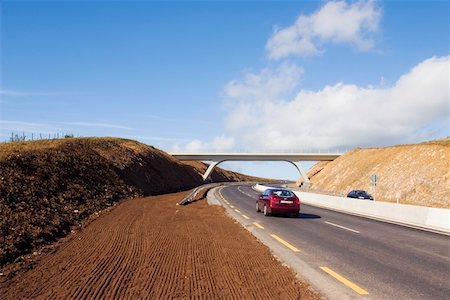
top-left (109, 217), bottom-right (142, 298)
top-left (0, 191), bottom-right (319, 300)
top-left (73, 214), bottom-right (132, 299)
top-left (102, 216), bottom-right (142, 298)
top-left (87, 213), bottom-right (137, 299)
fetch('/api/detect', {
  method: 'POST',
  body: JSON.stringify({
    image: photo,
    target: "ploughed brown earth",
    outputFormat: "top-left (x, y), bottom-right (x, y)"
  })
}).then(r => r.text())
top-left (0, 138), bottom-right (267, 267)
top-left (0, 191), bottom-right (319, 299)
top-left (303, 139), bottom-right (450, 208)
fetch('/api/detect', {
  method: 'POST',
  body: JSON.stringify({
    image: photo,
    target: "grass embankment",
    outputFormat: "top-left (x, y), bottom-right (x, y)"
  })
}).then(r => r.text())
top-left (0, 137), bottom-right (258, 267)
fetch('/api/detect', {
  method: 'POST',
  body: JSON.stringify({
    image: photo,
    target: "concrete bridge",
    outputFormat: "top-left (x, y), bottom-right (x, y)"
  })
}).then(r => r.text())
top-left (170, 153), bottom-right (342, 186)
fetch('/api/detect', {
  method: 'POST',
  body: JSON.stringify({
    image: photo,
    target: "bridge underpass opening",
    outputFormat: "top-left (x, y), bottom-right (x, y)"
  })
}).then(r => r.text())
top-left (170, 152), bottom-right (342, 186)
top-left (208, 160), bottom-right (319, 185)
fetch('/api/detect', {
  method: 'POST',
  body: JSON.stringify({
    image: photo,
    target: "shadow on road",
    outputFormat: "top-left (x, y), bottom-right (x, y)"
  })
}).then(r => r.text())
top-left (272, 213), bottom-right (321, 219)
top-left (299, 213), bottom-right (321, 219)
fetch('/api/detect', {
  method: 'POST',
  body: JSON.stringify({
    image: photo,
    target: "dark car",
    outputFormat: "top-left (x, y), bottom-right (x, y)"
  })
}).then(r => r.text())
top-left (347, 190), bottom-right (373, 200)
top-left (256, 188), bottom-right (300, 217)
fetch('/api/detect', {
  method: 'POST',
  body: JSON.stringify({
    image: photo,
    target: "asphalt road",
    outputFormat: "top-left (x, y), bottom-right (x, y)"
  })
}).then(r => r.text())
top-left (218, 183), bottom-right (450, 300)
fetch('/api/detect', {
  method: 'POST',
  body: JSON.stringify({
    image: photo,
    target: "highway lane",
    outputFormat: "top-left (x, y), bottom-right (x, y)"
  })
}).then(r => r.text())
top-left (219, 184), bottom-right (450, 299)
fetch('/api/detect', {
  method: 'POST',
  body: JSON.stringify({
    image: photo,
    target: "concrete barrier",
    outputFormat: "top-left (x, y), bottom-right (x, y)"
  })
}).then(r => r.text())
top-left (254, 184), bottom-right (450, 233)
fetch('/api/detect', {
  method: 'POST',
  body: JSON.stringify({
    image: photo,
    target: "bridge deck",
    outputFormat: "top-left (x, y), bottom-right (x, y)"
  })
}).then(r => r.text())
top-left (170, 153), bottom-right (342, 161)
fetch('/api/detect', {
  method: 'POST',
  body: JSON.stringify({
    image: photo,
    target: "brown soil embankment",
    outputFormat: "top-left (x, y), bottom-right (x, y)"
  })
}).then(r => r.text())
top-left (0, 191), bottom-right (319, 300)
top-left (0, 138), bottom-right (262, 267)
top-left (306, 139), bottom-right (450, 208)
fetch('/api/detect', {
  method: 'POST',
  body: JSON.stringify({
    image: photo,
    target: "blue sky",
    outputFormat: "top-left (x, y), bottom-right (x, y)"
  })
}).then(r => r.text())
top-left (1, 0), bottom-right (449, 180)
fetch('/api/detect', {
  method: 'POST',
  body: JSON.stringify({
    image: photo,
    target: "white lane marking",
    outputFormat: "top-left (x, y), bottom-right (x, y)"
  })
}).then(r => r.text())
top-left (325, 221), bottom-right (360, 234)
top-left (218, 188), bottom-right (226, 201)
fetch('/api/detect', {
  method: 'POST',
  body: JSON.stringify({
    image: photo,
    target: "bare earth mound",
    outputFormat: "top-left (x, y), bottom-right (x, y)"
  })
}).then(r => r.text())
top-left (0, 191), bottom-right (319, 300)
top-left (0, 138), bottom-right (263, 267)
top-left (306, 139), bottom-right (450, 208)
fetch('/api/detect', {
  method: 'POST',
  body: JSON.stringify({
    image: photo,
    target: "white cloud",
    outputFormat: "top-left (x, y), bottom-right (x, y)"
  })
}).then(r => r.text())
top-left (0, 120), bottom-right (134, 133)
top-left (211, 136), bottom-right (235, 152)
top-left (224, 64), bottom-right (303, 132)
top-left (0, 121), bottom-right (57, 133)
top-left (266, 0), bottom-right (381, 59)
top-left (53, 122), bottom-right (133, 130)
top-left (224, 63), bottom-right (303, 101)
top-left (222, 56), bottom-right (449, 151)
top-left (184, 139), bottom-right (208, 152)
top-left (171, 136), bottom-right (235, 153)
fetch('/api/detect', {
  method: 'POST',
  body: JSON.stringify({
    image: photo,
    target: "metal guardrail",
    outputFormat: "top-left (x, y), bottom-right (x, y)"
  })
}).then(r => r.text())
top-left (178, 181), bottom-right (267, 206)
top-left (178, 183), bottom-right (223, 205)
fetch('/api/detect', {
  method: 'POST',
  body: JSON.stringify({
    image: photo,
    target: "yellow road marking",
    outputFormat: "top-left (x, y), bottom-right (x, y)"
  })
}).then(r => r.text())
top-left (320, 267), bottom-right (369, 295)
top-left (230, 205), bottom-right (235, 208)
top-left (242, 214), bottom-right (250, 220)
top-left (253, 222), bottom-right (264, 229)
top-left (235, 209), bottom-right (241, 213)
top-left (270, 234), bottom-right (300, 252)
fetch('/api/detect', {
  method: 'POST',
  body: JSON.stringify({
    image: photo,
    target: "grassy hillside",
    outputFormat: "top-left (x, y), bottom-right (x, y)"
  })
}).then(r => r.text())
top-left (306, 139), bottom-right (450, 208)
top-left (0, 137), bottom-right (262, 267)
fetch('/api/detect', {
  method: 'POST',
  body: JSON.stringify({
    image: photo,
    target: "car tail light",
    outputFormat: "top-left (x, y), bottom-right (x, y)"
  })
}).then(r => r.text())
top-left (270, 195), bottom-right (280, 205)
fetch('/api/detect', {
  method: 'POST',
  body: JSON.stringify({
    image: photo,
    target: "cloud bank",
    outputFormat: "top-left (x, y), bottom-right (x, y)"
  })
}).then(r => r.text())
top-left (172, 55), bottom-right (449, 153)
top-left (223, 56), bottom-right (449, 151)
top-left (266, 0), bottom-right (381, 58)
top-left (172, 1), bottom-right (447, 153)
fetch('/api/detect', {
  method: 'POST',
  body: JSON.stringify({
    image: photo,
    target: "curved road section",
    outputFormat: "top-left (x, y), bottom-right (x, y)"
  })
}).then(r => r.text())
top-left (214, 183), bottom-right (450, 300)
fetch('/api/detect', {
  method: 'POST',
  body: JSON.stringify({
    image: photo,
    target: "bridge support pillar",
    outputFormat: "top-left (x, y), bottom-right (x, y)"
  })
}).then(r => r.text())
top-left (202, 161), bottom-right (220, 181)
top-left (292, 161), bottom-right (310, 188)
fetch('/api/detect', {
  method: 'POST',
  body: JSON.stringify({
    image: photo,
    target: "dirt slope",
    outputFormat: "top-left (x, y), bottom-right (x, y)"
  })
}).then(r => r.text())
top-left (0, 138), bottom-right (264, 267)
top-left (306, 139), bottom-right (450, 208)
top-left (0, 191), bottom-right (319, 300)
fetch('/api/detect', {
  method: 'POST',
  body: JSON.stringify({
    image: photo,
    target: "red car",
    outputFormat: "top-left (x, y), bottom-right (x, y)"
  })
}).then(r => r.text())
top-left (256, 188), bottom-right (300, 217)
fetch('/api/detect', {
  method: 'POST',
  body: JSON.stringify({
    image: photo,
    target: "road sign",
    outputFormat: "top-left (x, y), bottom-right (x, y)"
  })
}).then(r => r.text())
top-left (371, 174), bottom-right (377, 186)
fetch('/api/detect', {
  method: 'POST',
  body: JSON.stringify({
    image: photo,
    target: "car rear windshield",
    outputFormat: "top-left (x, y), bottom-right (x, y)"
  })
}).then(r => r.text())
top-left (272, 190), bottom-right (294, 197)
